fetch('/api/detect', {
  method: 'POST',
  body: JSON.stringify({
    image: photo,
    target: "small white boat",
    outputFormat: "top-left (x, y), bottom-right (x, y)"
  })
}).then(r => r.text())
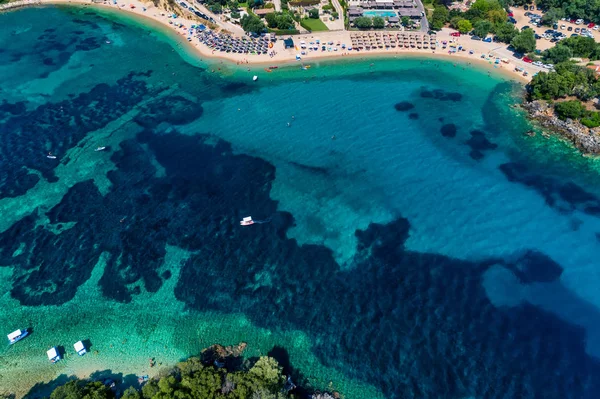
top-left (240, 216), bottom-right (254, 226)
top-left (74, 340), bottom-right (87, 356)
top-left (7, 329), bottom-right (28, 344)
top-left (94, 146), bottom-right (106, 152)
top-left (46, 153), bottom-right (57, 159)
top-left (47, 347), bottom-right (61, 363)
top-left (253, 75), bottom-right (258, 81)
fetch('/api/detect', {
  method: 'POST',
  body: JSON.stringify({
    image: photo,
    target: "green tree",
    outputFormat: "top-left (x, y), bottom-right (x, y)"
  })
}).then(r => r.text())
top-left (430, 6), bottom-right (449, 31)
top-left (560, 36), bottom-right (600, 59)
top-left (511, 29), bottom-right (536, 53)
top-left (473, 20), bottom-right (492, 38)
top-left (241, 14), bottom-right (266, 33)
top-left (487, 9), bottom-right (507, 24)
top-left (308, 8), bottom-right (319, 18)
top-left (494, 22), bottom-right (518, 44)
top-left (372, 16), bottom-right (385, 29)
top-left (554, 100), bottom-right (585, 120)
top-left (543, 45), bottom-right (573, 64)
top-left (265, 12), bottom-right (278, 27)
top-left (457, 19), bottom-right (473, 34)
top-left (541, 7), bottom-right (565, 26)
top-left (247, 357), bottom-right (286, 392)
top-left (401, 16), bottom-right (410, 27)
top-left (471, 0), bottom-right (503, 14)
top-left (275, 12), bottom-right (294, 29)
top-left (353, 16), bottom-right (372, 29)
top-left (210, 3), bottom-right (222, 13)
top-left (121, 387), bottom-right (141, 399)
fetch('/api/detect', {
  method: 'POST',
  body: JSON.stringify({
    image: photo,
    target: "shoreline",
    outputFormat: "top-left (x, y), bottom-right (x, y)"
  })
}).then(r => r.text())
top-left (1, 0), bottom-right (541, 83)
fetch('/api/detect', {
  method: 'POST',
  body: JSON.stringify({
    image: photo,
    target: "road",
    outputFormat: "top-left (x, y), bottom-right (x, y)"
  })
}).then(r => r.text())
top-left (415, 0), bottom-right (428, 32)
top-left (329, 0), bottom-right (345, 31)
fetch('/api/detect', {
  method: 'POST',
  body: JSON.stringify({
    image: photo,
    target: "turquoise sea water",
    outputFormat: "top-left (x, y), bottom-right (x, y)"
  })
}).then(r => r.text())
top-left (3, 5), bottom-right (600, 399)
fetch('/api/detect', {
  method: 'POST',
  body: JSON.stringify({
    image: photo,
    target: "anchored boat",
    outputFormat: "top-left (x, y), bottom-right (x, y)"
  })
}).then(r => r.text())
top-left (7, 329), bottom-right (29, 345)
top-left (74, 340), bottom-right (87, 356)
top-left (94, 146), bottom-right (106, 152)
top-left (47, 347), bottom-right (61, 363)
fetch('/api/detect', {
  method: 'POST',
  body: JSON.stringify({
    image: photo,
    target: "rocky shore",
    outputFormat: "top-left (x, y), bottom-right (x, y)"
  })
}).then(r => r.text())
top-left (522, 100), bottom-right (600, 155)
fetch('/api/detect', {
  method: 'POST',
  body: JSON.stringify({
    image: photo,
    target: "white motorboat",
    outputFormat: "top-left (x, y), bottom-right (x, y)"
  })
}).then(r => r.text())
top-left (253, 75), bottom-right (258, 81)
top-left (74, 340), bottom-right (87, 356)
top-left (94, 146), bottom-right (106, 152)
top-left (47, 347), bottom-right (61, 363)
top-left (7, 329), bottom-right (28, 344)
top-left (240, 216), bottom-right (254, 226)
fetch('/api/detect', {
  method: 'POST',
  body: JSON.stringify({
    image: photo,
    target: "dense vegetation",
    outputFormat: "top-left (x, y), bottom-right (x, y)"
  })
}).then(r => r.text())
top-left (529, 63), bottom-right (599, 101)
top-left (543, 36), bottom-right (600, 64)
top-left (353, 16), bottom-right (385, 29)
top-left (35, 356), bottom-right (312, 399)
top-left (241, 14), bottom-right (266, 33)
top-left (528, 63), bottom-right (600, 128)
top-left (536, 0), bottom-right (600, 24)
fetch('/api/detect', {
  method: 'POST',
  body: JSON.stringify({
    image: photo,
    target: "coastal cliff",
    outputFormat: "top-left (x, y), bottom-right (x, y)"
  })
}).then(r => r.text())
top-left (522, 100), bottom-right (600, 155)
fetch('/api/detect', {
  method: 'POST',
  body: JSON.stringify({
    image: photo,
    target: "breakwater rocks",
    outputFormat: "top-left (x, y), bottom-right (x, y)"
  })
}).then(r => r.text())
top-left (522, 100), bottom-right (600, 155)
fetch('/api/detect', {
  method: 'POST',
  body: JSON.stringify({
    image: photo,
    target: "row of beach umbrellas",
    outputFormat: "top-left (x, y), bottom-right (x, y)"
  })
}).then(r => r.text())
top-left (350, 32), bottom-right (437, 49)
top-left (197, 30), bottom-right (271, 54)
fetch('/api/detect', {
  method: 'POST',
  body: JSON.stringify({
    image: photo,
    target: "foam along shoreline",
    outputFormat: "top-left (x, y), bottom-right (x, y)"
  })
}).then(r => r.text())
top-left (1, 0), bottom-right (542, 82)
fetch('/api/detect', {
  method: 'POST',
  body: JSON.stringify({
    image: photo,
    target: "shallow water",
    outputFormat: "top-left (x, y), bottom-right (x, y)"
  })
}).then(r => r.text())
top-left (2, 5), bottom-right (600, 399)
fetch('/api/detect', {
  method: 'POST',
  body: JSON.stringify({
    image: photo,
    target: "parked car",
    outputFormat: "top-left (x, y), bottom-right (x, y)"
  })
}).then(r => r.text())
top-left (560, 24), bottom-right (566, 30)
top-left (471, 35), bottom-right (482, 40)
top-left (553, 24), bottom-right (558, 29)
top-left (522, 56), bottom-right (533, 63)
top-left (575, 28), bottom-right (581, 33)
top-left (534, 34), bottom-right (541, 39)
top-left (450, 32), bottom-right (460, 37)
top-left (508, 11), bottom-right (514, 17)
top-left (576, 19), bottom-right (584, 25)
top-left (524, 5), bottom-right (528, 10)
top-left (508, 17), bottom-right (517, 24)
top-left (483, 37), bottom-right (492, 42)
top-left (522, 26), bottom-right (530, 30)
top-left (571, 33), bottom-right (579, 37)
top-left (589, 23), bottom-right (596, 28)
top-left (568, 26), bottom-right (573, 31)
top-left (532, 61), bottom-right (544, 67)
top-left (594, 26), bottom-right (599, 31)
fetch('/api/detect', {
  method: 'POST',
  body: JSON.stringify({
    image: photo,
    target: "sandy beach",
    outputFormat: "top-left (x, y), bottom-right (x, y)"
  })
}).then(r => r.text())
top-left (1, 0), bottom-right (545, 82)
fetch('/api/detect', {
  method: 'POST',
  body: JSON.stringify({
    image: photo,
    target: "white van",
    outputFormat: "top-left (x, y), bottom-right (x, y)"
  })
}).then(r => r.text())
top-left (576, 19), bottom-right (584, 25)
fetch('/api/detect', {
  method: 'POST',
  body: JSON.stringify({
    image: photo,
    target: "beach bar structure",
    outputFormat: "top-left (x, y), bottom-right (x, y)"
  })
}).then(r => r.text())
top-left (47, 347), bottom-right (61, 363)
top-left (74, 340), bottom-right (87, 356)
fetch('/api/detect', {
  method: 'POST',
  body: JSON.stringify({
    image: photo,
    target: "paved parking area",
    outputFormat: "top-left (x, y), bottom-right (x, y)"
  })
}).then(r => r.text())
top-left (511, 7), bottom-right (600, 52)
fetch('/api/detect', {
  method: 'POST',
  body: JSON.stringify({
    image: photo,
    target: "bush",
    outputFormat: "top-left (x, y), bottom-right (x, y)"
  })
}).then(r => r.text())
top-left (372, 16), bottom-right (385, 29)
top-left (456, 19), bottom-right (472, 34)
top-left (308, 7), bottom-right (319, 18)
top-left (554, 100), bottom-right (585, 120)
top-left (353, 16), bottom-right (372, 29)
top-left (581, 113), bottom-right (600, 128)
